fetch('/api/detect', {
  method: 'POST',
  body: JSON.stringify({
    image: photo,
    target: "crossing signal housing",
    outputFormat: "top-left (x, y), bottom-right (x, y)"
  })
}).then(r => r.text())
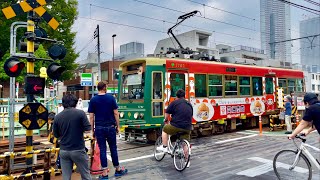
top-left (47, 62), bottom-right (65, 80)
top-left (48, 44), bottom-right (66, 60)
top-left (4, 57), bottom-right (25, 77)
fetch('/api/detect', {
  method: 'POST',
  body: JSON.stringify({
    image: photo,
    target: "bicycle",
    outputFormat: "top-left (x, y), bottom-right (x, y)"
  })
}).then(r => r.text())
top-left (153, 131), bottom-right (191, 171)
top-left (273, 134), bottom-right (320, 180)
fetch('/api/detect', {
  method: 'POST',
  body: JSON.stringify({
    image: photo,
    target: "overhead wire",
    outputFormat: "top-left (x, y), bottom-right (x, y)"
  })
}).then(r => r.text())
top-left (277, 0), bottom-right (320, 15)
top-left (303, 0), bottom-right (320, 7)
top-left (78, 37), bottom-right (95, 54)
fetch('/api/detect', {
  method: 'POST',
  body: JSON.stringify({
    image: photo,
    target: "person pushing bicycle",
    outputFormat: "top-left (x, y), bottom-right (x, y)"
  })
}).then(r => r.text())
top-left (288, 92), bottom-right (320, 139)
top-left (157, 89), bottom-right (193, 153)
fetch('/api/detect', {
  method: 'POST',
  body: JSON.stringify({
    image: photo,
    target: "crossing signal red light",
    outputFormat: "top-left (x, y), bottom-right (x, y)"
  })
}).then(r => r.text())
top-left (47, 62), bottom-right (65, 80)
top-left (48, 44), bottom-right (66, 60)
top-left (4, 57), bottom-right (25, 77)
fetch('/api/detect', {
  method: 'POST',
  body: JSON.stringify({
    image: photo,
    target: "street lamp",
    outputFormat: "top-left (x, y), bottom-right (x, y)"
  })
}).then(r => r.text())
top-left (112, 34), bottom-right (116, 94)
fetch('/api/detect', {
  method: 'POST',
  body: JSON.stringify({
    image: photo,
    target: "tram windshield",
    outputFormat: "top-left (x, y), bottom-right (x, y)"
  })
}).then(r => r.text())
top-left (121, 64), bottom-right (145, 100)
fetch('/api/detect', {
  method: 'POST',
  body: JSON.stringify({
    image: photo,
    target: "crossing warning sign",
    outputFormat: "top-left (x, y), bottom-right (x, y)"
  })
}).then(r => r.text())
top-left (19, 103), bottom-right (48, 130)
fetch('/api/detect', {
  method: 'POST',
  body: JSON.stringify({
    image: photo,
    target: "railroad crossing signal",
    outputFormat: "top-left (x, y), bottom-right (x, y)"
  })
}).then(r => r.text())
top-left (1, 0), bottom-right (59, 30)
top-left (4, 57), bottom-right (25, 77)
top-left (19, 103), bottom-right (48, 130)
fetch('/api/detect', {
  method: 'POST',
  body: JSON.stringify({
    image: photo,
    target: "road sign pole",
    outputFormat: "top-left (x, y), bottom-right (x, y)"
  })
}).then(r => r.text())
top-left (24, 13), bottom-right (35, 177)
top-left (92, 74), bottom-right (95, 98)
top-left (259, 115), bottom-right (262, 136)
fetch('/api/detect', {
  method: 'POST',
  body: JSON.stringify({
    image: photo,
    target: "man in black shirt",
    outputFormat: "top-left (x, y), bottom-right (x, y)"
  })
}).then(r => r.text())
top-left (157, 89), bottom-right (193, 153)
top-left (53, 94), bottom-right (92, 180)
top-left (289, 93), bottom-right (320, 139)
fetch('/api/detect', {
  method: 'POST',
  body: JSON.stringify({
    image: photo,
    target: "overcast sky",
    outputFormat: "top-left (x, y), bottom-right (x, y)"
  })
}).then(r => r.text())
top-left (72, 0), bottom-right (320, 63)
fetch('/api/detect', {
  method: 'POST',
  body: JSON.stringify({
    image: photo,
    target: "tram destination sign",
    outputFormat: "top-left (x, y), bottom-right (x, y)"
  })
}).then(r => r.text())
top-left (19, 103), bottom-right (48, 130)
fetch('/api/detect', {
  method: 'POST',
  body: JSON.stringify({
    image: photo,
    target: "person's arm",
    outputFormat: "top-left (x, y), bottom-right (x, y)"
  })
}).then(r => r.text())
top-left (114, 109), bottom-right (120, 133)
top-left (89, 113), bottom-right (94, 131)
top-left (165, 101), bottom-right (174, 121)
top-left (288, 120), bottom-right (311, 139)
top-left (82, 111), bottom-right (91, 133)
top-left (301, 126), bottom-right (316, 136)
top-left (53, 120), bottom-right (60, 138)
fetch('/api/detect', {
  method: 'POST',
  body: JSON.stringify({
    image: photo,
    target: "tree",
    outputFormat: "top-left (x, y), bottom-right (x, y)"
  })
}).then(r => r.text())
top-left (0, 0), bottom-right (79, 81)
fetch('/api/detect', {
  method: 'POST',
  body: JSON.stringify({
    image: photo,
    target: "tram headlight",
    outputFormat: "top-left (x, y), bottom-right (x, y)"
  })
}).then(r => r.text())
top-left (134, 112), bottom-right (139, 119)
top-left (119, 112), bottom-right (124, 118)
top-left (139, 113), bottom-right (144, 119)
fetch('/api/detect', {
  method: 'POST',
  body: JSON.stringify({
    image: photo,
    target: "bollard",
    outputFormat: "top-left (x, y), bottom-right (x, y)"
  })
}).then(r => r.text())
top-left (259, 115), bottom-right (262, 136)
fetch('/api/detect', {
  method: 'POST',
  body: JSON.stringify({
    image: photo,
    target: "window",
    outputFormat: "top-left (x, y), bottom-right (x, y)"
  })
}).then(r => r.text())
top-left (288, 79), bottom-right (296, 93)
top-left (318, 85), bottom-right (320, 91)
top-left (296, 79), bottom-right (303, 92)
top-left (265, 77), bottom-right (274, 94)
top-left (208, 75), bottom-right (223, 97)
top-left (122, 74), bottom-right (144, 100)
top-left (101, 70), bottom-right (108, 81)
top-left (312, 74), bottom-right (314, 79)
top-left (239, 76), bottom-right (250, 96)
top-left (152, 72), bottom-right (162, 99)
top-left (312, 84), bottom-right (315, 91)
top-left (252, 77), bottom-right (262, 96)
top-left (225, 75), bottom-right (237, 96)
top-left (317, 76), bottom-right (318, 80)
top-left (170, 73), bottom-right (185, 97)
top-left (195, 74), bottom-right (207, 97)
top-left (278, 79), bottom-right (288, 94)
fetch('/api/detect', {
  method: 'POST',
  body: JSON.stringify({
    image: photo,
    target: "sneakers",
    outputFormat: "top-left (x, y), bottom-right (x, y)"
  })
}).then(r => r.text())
top-left (115, 167), bottom-right (128, 177)
top-left (99, 175), bottom-right (108, 180)
top-left (156, 145), bottom-right (168, 153)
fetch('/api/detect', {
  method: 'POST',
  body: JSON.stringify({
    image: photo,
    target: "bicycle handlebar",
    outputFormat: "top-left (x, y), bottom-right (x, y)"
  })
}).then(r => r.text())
top-left (295, 134), bottom-right (307, 143)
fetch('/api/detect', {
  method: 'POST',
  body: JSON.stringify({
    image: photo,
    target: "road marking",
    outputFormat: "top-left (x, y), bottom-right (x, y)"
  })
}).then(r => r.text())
top-left (215, 134), bottom-right (257, 144)
top-left (236, 157), bottom-right (308, 177)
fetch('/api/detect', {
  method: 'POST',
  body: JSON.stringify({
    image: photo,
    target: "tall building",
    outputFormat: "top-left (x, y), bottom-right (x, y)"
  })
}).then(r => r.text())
top-left (115, 42), bottom-right (144, 60)
top-left (260, 0), bottom-right (292, 63)
top-left (300, 16), bottom-right (320, 73)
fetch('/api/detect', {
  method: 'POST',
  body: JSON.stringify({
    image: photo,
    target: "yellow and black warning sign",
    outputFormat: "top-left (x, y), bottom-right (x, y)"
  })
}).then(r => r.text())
top-left (19, 103), bottom-right (48, 130)
top-left (1, 0), bottom-right (59, 30)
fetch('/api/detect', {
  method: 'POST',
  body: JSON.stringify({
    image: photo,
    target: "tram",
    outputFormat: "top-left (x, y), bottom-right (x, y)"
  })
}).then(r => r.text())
top-left (116, 57), bottom-right (304, 141)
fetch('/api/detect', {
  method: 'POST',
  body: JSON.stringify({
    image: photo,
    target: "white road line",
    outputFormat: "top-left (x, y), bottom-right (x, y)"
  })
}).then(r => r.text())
top-left (215, 134), bottom-right (257, 144)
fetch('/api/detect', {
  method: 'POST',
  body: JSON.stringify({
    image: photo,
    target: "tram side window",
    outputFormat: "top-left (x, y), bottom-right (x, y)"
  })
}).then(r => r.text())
top-left (252, 77), bottom-right (262, 96)
top-left (152, 72), bottom-right (162, 99)
top-left (225, 75), bottom-right (238, 96)
top-left (208, 75), bottom-right (223, 97)
top-left (278, 79), bottom-right (288, 94)
top-left (195, 74), bottom-right (207, 97)
top-left (170, 73), bottom-right (185, 97)
top-left (239, 76), bottom-right (250, 96)
top-left (296, 79), bottom-right (304, 92)
top-left (288, 79), bottom-right (296, 93)
top-left (265, 77), bottom-right (274, 94)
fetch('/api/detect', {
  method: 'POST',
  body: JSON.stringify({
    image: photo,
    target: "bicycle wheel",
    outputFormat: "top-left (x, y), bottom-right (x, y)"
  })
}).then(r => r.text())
top-left (173, 139), bottom-right (190, 171)
top-left (154, 136), bottom-right (166, 161)
top-left (273, 150), bottom-right (312, 180)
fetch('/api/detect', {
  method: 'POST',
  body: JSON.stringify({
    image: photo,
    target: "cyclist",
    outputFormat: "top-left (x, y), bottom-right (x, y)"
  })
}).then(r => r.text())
top-left (288, 92), bottom-right (320, 139)
top-left (157, 89), bottom-right (193, 153)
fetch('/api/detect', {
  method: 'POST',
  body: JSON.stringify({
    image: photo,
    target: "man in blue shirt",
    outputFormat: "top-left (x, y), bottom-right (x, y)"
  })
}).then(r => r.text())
top-left (88, 81), bottom-right (127, 180)
top-left (284, 96), bottom-right (292, 134)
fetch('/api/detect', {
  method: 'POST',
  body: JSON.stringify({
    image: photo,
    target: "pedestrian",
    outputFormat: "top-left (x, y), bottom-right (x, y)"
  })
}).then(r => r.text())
top-left (53, 94), bottom-right (92, 180)
top-left (290, 91), bottom-right (294, 106)
top-left (57, 100), bottom-right (64, 114)
top-left (76, 98), bottom-right (84, 111)
top-left (88, 81), bottom-right (127, 180)
top-left (284, 96), bottom-right (292, 134)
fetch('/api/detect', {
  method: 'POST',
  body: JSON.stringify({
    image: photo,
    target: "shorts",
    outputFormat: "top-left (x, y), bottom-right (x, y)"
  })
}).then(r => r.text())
top-left (163, 124), bottom-right (191, 141)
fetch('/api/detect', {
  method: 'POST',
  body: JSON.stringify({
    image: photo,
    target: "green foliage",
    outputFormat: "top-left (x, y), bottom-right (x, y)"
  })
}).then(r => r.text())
top-left (0, 0), bottom-right (79, 82)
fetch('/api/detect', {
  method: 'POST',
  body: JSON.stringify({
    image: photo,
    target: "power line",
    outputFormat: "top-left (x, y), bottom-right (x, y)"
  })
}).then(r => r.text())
top-left (78, 37), bottom-right (95, 54)
top-left (271, 34), bottom-right (320, 44)
top-left (90, 4), bottom-right (260, 42)
top-left (303, 0), bottom-right (320, 7)
top-left (132, 0), bottom-right (257, 32)
top-left (277, 0), bottom-right (320, 15)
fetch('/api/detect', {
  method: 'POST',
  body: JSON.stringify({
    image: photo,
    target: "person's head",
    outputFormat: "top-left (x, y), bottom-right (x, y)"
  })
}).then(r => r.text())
top-left (97, 81), bottom-right (107, 92)
top-left (285, 96), bottom-right (292, 103)
top-left (62, 94), bottom-right (78, 108)
top-left (303, 92), bottom-right (318, 107)
top-left (176, 89), bottom-right (185, 99)
top-left (290, 91), bottom-right (294, 96)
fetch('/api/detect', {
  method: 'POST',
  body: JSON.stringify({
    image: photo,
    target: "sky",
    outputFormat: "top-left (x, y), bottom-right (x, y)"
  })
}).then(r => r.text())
top-left (72, 0), bottom-right (320, 64)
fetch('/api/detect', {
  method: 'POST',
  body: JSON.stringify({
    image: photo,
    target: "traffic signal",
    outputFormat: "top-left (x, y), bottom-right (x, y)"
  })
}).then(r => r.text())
top-left (48, 44), bottom-right (66, 60)
top-left (4, 57), bottom-right (25, 77)
top-left (47, 62), bottom-right (65, 80)
top-left (113, 69), bottom-right (119, 80)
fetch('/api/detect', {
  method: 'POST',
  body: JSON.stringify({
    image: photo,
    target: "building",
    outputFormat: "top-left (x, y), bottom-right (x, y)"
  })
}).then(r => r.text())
top-left (300, 16), bottom-right (320, 73)
top-left (260, 0), bottom-right (291, 62)
top-left (77, 52), bottom-right (98, 65)
top-left (217, 44), bottom-right (267, 61)
top-left (153, 30), bottom-right (220, 60)
top-left (304, 72), bottom-right (320, 94)
top-left (115, 42), bottom-right (144, 60)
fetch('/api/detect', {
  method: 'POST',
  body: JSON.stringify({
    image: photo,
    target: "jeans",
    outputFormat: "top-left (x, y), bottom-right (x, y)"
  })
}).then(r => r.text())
top-left (60, 149), bottom-right (91, 180)
top-left (95, 126), bottom-right (119, 169)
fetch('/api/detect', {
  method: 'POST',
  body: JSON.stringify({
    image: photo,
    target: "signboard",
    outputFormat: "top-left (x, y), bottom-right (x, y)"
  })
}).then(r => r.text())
top-left (19, 103), bottom-right (48, 130)
top-left (277, 88), bottom-right (284, 108)
top-left (296, 97), bottom-right (305, 110)
top-left (250, 100), bottom-right (265, 116)
top-left (81, 73), bottom-right (92, 86)
top-left (24, 76), bottom-right (45, 94)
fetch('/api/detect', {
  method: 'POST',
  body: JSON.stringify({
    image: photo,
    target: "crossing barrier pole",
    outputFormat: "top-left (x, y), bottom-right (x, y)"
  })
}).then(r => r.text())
top-left (259, 115), bottom-right (262, 136)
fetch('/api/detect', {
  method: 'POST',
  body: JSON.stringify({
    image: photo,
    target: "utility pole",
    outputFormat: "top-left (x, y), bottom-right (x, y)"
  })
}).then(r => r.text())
top-left (94, 25), bottom-right (101, 82)
top-left (112, 34), bottom-right (116, 94)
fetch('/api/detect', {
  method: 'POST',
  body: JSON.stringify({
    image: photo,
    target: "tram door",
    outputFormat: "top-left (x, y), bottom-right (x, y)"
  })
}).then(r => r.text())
top-left (152, 72), bottom-right (164, 117)
top-left (169, 71), bottom-right (189, 102)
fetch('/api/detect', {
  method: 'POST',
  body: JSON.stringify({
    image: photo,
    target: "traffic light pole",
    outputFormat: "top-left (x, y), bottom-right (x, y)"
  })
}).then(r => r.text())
top-left (24, 15), bottom-right (35, 177)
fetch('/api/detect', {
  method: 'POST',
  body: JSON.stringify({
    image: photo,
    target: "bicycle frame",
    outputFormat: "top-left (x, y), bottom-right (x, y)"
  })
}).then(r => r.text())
top-left (294, 141), bottom-right (320, 170)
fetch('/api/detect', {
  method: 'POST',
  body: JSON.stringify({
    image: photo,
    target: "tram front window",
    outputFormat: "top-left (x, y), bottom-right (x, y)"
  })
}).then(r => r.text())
top-left (122, 74), bottom-right (144, 100)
